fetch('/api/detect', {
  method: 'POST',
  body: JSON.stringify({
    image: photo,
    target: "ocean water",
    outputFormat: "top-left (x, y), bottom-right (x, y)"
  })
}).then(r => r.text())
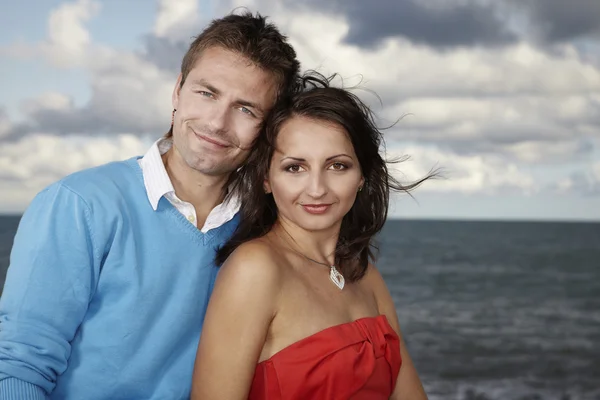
top-left (376, 220), bottom-right (600, 400)
top-left (1, 216), bottom-right (599, 399)
top-left (0, 215), bottom-right (20, 293)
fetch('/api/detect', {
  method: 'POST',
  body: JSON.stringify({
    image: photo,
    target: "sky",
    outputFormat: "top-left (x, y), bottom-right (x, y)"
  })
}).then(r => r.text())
top-left (1, 0), bottom-right (599, 221)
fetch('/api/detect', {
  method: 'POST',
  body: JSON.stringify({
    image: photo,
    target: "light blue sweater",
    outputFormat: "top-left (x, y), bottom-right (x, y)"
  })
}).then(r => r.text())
top-left (0, 157), bottom-right (239, 399)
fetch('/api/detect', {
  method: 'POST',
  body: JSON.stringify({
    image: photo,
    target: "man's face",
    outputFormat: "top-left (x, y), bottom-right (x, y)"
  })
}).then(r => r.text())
top-left (171, 46), bottom-right (278, 177)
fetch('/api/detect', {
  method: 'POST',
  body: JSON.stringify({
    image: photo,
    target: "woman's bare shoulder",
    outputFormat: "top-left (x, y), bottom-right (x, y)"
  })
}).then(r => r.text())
top-left (361, 263), bottom-right (401, 331)
top-left (219, 237), bottom-right (282, 287)
top-left (226, 236), bottom-right (280, 265)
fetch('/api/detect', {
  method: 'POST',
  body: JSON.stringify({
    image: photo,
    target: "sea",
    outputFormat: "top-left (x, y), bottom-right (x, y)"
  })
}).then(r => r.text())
top-left (1, 216), bottom-right (599, 399)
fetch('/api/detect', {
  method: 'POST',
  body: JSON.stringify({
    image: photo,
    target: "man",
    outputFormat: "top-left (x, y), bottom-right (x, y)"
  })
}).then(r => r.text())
top-left (0, 11), bottom-right (300, 399)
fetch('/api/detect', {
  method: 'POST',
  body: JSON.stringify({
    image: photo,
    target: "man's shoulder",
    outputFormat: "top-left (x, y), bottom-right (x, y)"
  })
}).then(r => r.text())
top-left (58, 157), bottom-right (140, 194)
top-left (40, 157), bottom-right (143, 208)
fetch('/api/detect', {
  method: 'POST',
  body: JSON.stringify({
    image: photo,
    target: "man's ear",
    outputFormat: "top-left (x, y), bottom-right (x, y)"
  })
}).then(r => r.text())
top-left (172, 73), bottom-right (183, 110)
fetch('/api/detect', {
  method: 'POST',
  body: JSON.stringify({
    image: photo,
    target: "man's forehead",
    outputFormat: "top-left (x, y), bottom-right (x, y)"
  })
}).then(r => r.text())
top-left (188, 64), bottom-right (277, 94)
top-left (190, 48), bottom-right (279, 88)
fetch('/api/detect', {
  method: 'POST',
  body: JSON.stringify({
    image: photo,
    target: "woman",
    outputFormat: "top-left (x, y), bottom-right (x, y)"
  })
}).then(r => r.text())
top-left (191, 73), bottom-right (434, 399)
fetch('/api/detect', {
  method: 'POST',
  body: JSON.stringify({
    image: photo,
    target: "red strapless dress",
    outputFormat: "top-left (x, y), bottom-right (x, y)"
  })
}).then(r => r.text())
top-left (248, 315), bottom-right (401, 400)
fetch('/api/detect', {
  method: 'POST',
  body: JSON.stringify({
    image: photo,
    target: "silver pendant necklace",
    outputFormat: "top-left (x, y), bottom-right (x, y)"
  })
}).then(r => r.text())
top-left (297, 254), bottom-right (345, 290)
top-left (274, 230), bottom-right (345, 290)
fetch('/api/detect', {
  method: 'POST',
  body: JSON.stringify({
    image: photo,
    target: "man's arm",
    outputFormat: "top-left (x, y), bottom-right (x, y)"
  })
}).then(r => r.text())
top-left (0, 182), bottom-right (102, 399)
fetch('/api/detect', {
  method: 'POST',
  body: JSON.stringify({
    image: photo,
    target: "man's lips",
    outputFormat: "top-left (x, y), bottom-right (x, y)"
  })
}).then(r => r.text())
top-left (192, 129), bottom-right (230, 148)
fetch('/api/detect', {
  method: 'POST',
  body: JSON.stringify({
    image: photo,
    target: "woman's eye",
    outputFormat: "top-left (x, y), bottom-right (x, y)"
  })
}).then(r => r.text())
top-left (330, 162), bottom-right (347, 171)
top-left (285, 165), bottom-right (303, 173)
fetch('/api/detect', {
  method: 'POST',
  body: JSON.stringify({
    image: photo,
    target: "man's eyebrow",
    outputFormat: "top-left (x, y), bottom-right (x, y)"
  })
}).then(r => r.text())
top-left (191, 79), bottom-right (220, 94)
top-left (190, 79), bottom-right (264, 113)
top-left (237, 99), bottom-right (264, 114)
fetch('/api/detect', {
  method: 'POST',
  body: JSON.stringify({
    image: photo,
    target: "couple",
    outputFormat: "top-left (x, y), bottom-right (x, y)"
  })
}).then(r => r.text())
top-left (0, 11), bottom-right (431, 400)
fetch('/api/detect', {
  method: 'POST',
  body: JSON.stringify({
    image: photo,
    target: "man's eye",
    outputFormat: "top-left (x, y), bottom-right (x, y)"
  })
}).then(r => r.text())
top-left (239, 106), bottom-right (254, 116)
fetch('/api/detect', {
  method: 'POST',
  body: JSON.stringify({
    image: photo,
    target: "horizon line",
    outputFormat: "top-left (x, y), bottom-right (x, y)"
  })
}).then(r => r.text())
top-left (0, 213), bottom-right (598, 224)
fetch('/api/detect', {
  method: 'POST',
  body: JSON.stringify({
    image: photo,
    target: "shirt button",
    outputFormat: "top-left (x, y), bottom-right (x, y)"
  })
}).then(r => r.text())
top-left (187, 215), bottom-right (195, 223)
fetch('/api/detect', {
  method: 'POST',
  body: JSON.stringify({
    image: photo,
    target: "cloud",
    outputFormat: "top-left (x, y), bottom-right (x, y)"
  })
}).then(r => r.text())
top-left (554, 162), bottom-right (600, 196)
top-left (249, 8), bottom-right (600, 100)
top-left (0, 0), bottom-right (99, 66)
top-left (497, 140), bottom-right (594, 164)
top-left (0, 108), bottom-right (10, 139)
top-left (245, 0), bottom-right (600, 49)
top-left (42, 0), bottom-right (101, 67)
top-left (293, 0), bottom-right (517, 49)
top-left (140, 35), bottom-right (188, 73)
top-left (7, 0), bottom-right (600, 149)
top-left (0, 134), bottom-right (149, 212)
top-left (263, 8), bottom-right (600, 164)
top-left (1, 0), bottom-right (196, 139)
top-left (511, 0), bottom-right (600, 43)
top-left (1, 0), bottom-right (600, 215)
top-left (4, 44), bottom-right (176, 138)
top-left (386, 144), bottom-right (538, 195)
top-left (384, 93), bottom-right (600, 162)
top-left (5, 51), bottom-right (175, 138)
top-left (153, 0), bottom-right (201, 41)
top-left (21, 92), bottom-right (73, 115)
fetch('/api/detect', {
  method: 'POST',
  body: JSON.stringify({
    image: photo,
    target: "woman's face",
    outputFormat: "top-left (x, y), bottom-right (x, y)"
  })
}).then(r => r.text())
top-left (265, 116), bottom-right (364, 233)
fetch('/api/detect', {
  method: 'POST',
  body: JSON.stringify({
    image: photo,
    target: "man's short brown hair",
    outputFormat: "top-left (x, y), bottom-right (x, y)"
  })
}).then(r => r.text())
top-left (164, 11), bottom-right (300, 138)
top-left (180, 10), bottom-right (300, 97)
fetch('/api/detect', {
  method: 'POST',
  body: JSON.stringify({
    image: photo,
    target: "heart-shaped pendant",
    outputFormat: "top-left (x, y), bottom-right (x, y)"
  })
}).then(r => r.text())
top-left (329, 266), bottom-right (345, 290)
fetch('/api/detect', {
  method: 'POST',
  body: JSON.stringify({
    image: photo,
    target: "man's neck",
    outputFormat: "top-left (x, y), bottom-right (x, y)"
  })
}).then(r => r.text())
top-left (162, 149), bottom-right (229, 227)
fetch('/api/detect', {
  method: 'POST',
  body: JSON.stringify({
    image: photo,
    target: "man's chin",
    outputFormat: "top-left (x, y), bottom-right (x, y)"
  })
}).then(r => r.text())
top-left (188, 161), bottom-right (235, 178)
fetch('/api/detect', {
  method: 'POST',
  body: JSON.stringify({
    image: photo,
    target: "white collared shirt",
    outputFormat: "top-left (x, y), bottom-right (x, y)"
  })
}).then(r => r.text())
top-left (138, 138), bottom-right (240, 233)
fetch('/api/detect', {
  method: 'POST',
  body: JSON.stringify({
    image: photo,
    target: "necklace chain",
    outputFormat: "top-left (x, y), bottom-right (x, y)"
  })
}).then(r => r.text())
top-left (273, 229), bottom-right (345, 290)
top-left (302, 255), bottom-right (332, 268)
top-left (274, 230), bottom-right (333, 268)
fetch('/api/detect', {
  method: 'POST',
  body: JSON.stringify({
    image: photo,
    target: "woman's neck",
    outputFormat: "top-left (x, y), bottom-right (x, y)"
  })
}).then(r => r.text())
top-left (271, 218), bottom-right (341, 265)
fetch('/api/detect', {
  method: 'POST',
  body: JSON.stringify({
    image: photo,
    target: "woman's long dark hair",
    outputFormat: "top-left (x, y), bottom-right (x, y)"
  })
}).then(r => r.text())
top-left (216, 72), bottom-right (438, 282)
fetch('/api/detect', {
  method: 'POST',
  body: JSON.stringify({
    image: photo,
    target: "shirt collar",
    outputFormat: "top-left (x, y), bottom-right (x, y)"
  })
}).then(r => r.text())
top-left (139, 138), bottom-right (176, 211)
top-left (138, 138), bottom-right (241, 216)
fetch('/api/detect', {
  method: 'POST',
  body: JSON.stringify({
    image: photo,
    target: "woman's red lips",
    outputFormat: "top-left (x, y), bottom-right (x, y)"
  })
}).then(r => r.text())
top-left (301, 204), bottom-right (332, 214)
